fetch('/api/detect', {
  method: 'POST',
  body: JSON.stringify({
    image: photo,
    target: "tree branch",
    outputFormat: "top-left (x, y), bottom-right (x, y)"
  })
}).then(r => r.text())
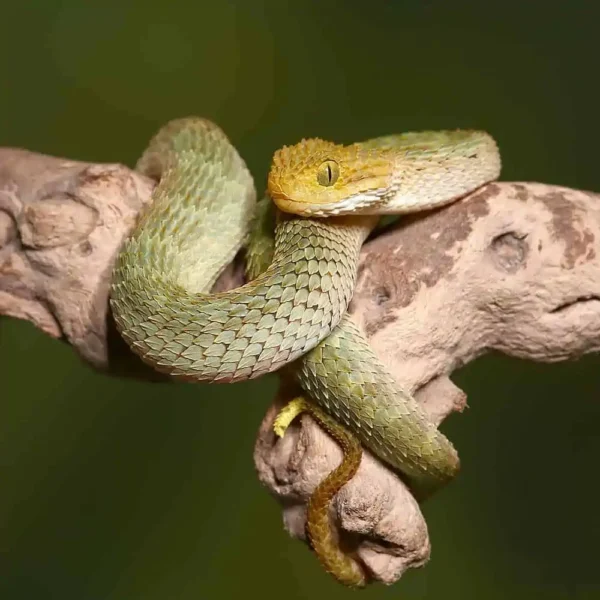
top-left (1, 148), bottom-right (598, 585)
top-left (255, 182), bottom-right (600, 584)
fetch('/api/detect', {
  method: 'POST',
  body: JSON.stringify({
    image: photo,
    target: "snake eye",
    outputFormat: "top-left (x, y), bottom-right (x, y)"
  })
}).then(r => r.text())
top-left (316, 160), bottom-right (340, 187)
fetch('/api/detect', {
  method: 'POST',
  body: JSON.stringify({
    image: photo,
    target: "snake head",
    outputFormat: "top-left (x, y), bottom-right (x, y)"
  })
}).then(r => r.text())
top-left (267, 138), bottom-right (395, 217)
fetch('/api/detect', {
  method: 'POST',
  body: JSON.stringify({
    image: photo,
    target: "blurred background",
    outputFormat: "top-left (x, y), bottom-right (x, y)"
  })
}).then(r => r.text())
top-left (1, 1), bottom-right (599, 598)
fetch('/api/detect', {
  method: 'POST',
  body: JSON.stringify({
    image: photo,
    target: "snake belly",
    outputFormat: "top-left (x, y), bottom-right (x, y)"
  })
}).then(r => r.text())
top-left (110, 118), bottom-right (374, 383)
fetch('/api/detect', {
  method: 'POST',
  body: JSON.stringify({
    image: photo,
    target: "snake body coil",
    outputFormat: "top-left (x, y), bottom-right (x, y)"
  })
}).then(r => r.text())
top-left (111, 119), bottom-right (372, 382)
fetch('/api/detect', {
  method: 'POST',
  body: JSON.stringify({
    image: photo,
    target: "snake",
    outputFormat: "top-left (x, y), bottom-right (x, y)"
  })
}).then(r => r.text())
top-left (110, 117), bottom-right (501, 586)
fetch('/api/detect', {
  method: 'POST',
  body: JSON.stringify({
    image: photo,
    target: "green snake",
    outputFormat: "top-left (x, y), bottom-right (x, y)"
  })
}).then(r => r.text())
top-left (110, 117), bottom-right (501, 586)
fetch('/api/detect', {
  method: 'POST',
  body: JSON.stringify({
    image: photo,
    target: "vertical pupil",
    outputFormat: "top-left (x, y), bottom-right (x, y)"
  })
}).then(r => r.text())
top-left (317, 161), bottom-right (337, 186)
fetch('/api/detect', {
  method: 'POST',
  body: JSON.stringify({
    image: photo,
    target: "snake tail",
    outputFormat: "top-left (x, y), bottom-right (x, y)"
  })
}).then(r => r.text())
top-left (275, 397), bottom-right (366, 588)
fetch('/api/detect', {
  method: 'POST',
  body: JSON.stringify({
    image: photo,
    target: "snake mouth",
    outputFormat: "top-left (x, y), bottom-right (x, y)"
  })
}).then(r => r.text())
top-left (271, 190), bottom-right (384, 218)
top-left (271, 194), bottom-right (319, 216)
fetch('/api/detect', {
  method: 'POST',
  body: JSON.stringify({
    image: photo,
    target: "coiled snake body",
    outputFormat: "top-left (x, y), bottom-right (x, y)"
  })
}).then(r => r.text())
top-left (110, 117), bottom-right (501, 586)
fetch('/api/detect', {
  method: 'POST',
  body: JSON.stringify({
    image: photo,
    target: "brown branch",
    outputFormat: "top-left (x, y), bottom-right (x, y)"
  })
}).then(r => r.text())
top-left (1, 148), bottom-right (599, 585)
top-left (255, 182), bottom-right (600, 584)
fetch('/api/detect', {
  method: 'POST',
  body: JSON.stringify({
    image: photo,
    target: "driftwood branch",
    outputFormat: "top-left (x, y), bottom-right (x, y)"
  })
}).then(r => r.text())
top-left (1, 147), bottom-right (599, 586)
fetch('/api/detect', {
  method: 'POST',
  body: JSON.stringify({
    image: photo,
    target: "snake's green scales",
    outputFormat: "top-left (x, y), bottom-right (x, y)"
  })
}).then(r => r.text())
top-left (111, 119), bottom-right (373, 383)
top-left (110, 117), bottom-right (501, 586)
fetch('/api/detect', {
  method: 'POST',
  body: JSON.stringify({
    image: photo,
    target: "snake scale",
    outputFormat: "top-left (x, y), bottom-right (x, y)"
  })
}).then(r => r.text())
top-left (110, 117), bottom-right (501, 586)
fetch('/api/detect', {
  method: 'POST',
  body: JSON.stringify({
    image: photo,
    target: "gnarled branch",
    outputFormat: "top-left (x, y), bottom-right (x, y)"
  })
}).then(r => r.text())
top-left (1, 147), bottom-right (598, 585)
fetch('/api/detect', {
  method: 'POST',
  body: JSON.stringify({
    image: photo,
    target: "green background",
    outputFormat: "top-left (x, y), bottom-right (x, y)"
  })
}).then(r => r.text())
top-left (1, 1), bottom-right (599, 598)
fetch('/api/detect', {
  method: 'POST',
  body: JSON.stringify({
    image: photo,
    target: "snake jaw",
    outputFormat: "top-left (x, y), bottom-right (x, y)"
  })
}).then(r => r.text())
top-left (272, 191), bottom-right (389, 218)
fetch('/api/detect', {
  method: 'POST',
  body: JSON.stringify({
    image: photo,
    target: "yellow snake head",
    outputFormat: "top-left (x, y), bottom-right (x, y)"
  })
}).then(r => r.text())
top-left (267, 138), bottom-right (395, 217)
